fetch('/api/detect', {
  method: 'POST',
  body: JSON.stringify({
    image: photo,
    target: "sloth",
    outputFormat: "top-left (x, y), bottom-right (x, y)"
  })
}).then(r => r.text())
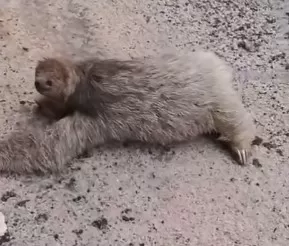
top-left (0, 49), bottom-right (256, 174)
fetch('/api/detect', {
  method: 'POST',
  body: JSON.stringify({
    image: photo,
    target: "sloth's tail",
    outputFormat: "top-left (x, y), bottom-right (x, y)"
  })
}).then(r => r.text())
top-left (0, 112), bottom-right (104, 175)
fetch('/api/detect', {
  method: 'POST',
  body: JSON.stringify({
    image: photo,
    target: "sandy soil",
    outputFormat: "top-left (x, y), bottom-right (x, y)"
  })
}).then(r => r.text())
top-left (0, 0), bottom-right (288, 245)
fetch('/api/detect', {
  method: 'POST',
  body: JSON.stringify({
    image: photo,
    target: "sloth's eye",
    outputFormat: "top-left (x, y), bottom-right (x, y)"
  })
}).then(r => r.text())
top-left (46, 80), bottom-right (52, 86)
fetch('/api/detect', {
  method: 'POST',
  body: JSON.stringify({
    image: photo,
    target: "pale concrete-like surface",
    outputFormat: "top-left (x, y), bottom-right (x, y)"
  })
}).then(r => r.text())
top-left (0, 0), bottom-right (289, 245)
top-left (0, 212), bottom-right (7, 237)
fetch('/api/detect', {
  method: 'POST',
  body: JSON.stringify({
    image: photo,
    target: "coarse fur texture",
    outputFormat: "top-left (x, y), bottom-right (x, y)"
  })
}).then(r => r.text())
top-left (34, 94), bottom-right (71, 120)
top-left (0, 49), bottom-right (256, 175)
top-left (0, 112), bottom-right (101, 175)
top-left (33, 49), bottom-right (256, 167)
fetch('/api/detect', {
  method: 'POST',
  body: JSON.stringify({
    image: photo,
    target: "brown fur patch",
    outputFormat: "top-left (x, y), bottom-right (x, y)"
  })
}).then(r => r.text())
top-left (36, 58), bottom-right (70, 85)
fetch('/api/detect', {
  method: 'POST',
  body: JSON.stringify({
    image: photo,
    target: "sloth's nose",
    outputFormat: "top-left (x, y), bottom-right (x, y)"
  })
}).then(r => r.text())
top-left (35, 81), bottom-right (44, 92)
top-left (35, 81), bottom-right (40, 89)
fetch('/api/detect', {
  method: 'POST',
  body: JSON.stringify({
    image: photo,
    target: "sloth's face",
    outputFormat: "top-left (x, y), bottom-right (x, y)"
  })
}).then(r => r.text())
top-left (35, 71), bottom-right (67, 102)
top-left (35, 58), bottom-right (70, 102)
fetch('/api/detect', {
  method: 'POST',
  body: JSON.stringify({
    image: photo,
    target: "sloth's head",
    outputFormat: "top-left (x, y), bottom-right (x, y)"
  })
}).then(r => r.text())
top-left (35, 58), bottom-right (78, 102)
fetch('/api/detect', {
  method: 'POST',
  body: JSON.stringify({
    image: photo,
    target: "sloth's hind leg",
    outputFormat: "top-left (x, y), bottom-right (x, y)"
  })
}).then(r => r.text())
top-left (212, 103), bottom-right (256, 165)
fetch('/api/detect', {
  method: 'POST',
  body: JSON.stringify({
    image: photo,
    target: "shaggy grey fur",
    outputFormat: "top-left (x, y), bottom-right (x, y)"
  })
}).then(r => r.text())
top-left (0, 50), bottom-right (256, 174)
top-left (0, 112), bottom-right (99, 174)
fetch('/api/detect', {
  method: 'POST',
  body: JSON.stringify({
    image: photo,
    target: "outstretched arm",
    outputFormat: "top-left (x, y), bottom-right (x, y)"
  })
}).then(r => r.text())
top-left (0, 112), bottom-right (106, 175)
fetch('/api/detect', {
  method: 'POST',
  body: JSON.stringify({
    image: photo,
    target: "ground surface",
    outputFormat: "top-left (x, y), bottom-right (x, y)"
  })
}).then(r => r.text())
top-left (0, 0), bottom-right (289, 245)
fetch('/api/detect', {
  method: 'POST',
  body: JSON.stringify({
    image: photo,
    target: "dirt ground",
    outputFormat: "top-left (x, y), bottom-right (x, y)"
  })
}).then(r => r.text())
top-left (0, 0), bottom-right (289, 245)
